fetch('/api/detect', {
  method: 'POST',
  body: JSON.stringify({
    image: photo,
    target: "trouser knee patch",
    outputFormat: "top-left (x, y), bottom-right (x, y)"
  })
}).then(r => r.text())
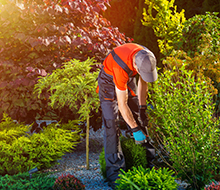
top-left (105, 119), bottom-right (118, 154)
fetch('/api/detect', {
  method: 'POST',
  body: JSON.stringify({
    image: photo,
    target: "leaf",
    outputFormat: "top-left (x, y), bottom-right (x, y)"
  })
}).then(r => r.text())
top-left (97, 3), bottom-right (107, 12)
top-left (28, 52), bottom-right (38, 59)
top-left (29, 38), bottom-right (40, 48)
top-left (58, 26), bottom-right (67, 35)
top-left (63, 36), bottom-right (71, 44)
top-left (0, 81), bottom-right (8, 89)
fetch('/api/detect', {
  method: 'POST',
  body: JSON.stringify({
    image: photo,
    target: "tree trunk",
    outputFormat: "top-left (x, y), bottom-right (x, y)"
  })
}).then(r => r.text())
top-left (86, 112), bottom-right (90, 170)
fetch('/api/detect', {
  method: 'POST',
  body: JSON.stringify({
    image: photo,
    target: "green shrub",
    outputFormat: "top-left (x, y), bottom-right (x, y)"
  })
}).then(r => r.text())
top-left (53, 173), bottom-right (85, 190)
top-left (116, 166), bottom-right (178, 190)
top-left (99, 136), bottom-right (147, 179)
top-left (0, 172), bottom-right (56, 190)
top-left (0, 115), bottom-right (81, 176)
top-left (176, 12), bottom-right (220, 57)
top-left (120, 136), bottom-right (148, 170)
top-left (147, 65), bottom-right (220, 190)
top-left (174, 12), bottom-right (220, 114)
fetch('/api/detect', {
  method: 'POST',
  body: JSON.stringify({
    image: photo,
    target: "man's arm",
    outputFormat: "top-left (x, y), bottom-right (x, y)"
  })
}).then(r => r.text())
top-left (116, 86), bottom-right (147, 143)
top-left (137, 76), bottom-right (148, 105)
top-left (115, 87), bottom-right (138, 129)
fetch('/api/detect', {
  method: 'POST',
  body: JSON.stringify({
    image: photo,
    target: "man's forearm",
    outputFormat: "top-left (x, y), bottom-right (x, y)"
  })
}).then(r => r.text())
top-left (118, 103), bottom-right (138, 129)
top-left (138, 76), bottom-right (148, 105)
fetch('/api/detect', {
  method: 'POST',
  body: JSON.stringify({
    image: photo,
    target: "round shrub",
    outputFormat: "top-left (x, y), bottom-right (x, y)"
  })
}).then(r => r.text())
top-left (205, 181), bottom-right (220, 190)
top-left (53, 174), bottom-right (85, 190)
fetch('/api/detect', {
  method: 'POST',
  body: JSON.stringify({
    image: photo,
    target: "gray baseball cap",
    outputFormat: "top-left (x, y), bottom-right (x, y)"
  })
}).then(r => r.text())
top-left (135, 49), bottom-right (158, 82)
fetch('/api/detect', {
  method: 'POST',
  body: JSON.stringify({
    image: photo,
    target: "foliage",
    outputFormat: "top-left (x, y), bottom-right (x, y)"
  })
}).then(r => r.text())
top-left (0, 113), bottom-right (29, 143)
top-left (53, 173), bottom-right (85, 190)
top-left (0, 114), bottom-right (81, 176)
top-left (35, 58), bottom-right (100, 121)
top-left (0, 0), bottom-right (131, 123)
top-left (147, 65), bottom-right (220, 190)
top-left (115, 166), bottom-right (178, 190)
top-left (165, 12), bottom-right (220, 112)
top-left (120, 136), bottom-right (148, 170)
top-left (0, 172), bottom-right (56, 190)
top-left (57, 119), bottom-right (82, 131)
top-left (205, 181), bottom-right (220, 190)
top-left (35, 57), bottom-right (100, 170)
top-left (175, 12), bottom-right (220, 57)
top-left (164, 49), bottom-right (220, 113)
top-left (142, 0), bottom-right (186, 56)
top-left (99, 136), bottom-right (148, 179)
top-left (144, 7), bottom-right (220, 113)
top-left (99, 148), bottom-right (107, 179)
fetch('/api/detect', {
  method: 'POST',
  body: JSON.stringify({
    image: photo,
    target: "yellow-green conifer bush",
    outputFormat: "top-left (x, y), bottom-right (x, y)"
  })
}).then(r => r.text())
top-left (0, 114), bottom-right (81, 176)
top-left (142, 0), bottom-right (186, 56)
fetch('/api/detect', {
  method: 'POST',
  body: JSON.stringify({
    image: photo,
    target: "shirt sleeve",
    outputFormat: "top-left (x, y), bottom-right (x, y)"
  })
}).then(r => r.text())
top-left (112, 66), bottom-right (129, 91)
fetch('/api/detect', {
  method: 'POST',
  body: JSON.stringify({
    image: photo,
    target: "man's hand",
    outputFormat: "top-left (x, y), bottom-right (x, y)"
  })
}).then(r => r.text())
top-left (131, 126), bottom-right (146, 144)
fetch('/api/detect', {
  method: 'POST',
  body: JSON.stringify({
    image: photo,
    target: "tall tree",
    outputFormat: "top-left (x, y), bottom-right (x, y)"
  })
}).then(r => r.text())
top-left (0, 0), bottom-right (131, 122)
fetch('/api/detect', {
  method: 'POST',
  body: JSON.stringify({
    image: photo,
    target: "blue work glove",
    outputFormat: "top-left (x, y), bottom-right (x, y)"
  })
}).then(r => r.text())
top-left (131, 126), bottom-right (146, 144)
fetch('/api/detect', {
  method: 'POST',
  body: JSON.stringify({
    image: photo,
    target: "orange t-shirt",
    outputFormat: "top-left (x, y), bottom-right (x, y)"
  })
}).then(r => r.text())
top-left (103, 43), bottom-right (144, 90)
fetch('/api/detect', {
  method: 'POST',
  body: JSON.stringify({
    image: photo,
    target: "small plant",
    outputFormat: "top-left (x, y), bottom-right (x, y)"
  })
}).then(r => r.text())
top-left (99, 136), bottom-right (147, 179)
top-left (53, 174), bottom-right (85, 190)
top-left (116, 166), bottom-right (178, 190)
top-left (99, 148), bottom-right (107, 179)
top-left (120, 136), bottom-right (148, 170)
top-left (0, 172), bottom-right (56, 190)
top-left (205, 181), bottom-right (220, 190)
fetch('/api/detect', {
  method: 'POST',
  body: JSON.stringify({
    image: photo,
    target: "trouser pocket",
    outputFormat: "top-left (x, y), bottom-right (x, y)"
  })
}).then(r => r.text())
top-left (99, 83), bottom-right (116, 101)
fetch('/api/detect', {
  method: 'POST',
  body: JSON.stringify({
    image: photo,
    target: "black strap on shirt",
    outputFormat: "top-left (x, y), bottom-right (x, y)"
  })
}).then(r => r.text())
top-left (101, 50), bottom-right (134, 77)
top-left (111, 50), bottom-right (133, 77)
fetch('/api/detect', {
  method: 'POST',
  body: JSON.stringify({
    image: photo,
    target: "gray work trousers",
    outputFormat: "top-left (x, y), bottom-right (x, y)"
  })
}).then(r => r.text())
top-left (98, 68), bottom-right (140, 182)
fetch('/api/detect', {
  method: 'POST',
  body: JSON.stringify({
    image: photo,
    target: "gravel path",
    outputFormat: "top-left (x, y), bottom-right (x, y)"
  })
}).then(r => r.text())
top-left (45, 128), bottom-right (111, 189)
top-left (47, 151), bottom-right (111, 190)
top-left (45, 128), bottom-right (190, 190)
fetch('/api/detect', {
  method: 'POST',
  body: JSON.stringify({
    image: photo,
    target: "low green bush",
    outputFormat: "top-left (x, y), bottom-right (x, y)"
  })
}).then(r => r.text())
top-left (0, 113), bottom-right (30, 143)
top-left (120, 136), bottom-right (148, 170)
top-left (99, 136), bottom-right (147, 179)
top-left (99, 148), bottom-right (107, 179)
top-left (0, 172), bottom-right (56, 190)
top-left (116, 166), bottom-right (178, 190)
top-left (0, 114), bottom-right (81, 176)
